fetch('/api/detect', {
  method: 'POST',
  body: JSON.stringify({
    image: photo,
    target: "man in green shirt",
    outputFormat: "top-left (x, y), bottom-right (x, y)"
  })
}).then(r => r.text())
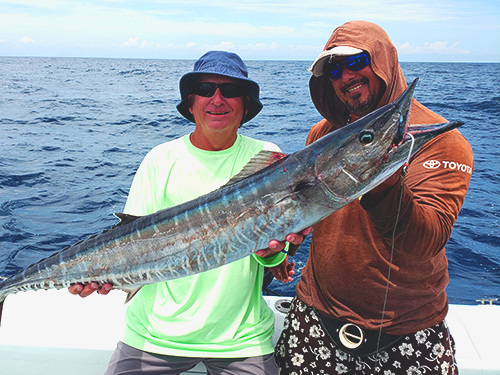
top-left (69, 50), bottom-right (305, 374)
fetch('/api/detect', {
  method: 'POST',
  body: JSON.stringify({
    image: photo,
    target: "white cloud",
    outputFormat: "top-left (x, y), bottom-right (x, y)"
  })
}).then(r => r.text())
top-left (121, 37), bottom-right (141, 47)
top-left (108, 37), bottom-right (320, 59)
top-left (0, 0), bottom-right (497, 61)
top-left (397, 41), bottom-right (470, 55)
top-left (20, 36), bottom-right (35, 44)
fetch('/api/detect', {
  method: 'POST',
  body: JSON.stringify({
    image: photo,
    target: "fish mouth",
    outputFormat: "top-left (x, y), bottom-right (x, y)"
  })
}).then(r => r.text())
top-left (387, 77), bottom-right (463, 152)
top-left (405, 121), bottom-right (464, 140)
top-left (391, 78), bottom-right (419, 147)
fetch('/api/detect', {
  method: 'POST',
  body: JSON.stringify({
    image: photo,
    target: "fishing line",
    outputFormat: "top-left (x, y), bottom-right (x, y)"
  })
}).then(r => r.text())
top-left (376, 133), bottom-right (415, 352)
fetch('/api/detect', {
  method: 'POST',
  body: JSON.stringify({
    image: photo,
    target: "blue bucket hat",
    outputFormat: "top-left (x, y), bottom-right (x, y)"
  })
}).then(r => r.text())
top-left (176, 51), bottom-right (263, 124)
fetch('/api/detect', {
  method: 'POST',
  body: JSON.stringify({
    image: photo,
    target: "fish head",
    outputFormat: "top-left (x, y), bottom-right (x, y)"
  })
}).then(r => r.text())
top-left (314, 78), bottom-right (462, 201)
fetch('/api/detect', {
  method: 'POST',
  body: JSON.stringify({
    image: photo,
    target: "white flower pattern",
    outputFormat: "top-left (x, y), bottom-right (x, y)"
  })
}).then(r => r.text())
top-left (399, 342), bottom-right (415, 357)
top-left (309, 324), bottom-right (323, 338)
top-left (432, 343), bottom-right (445, 358)
top-left (318, 346), bottom-right (331, 360)
top-left (275, 299), bottom-right (458, 375)
top-left (291, 353), bottom-right (304, 367)
top-left (288, 334), bottom-right (299, 348)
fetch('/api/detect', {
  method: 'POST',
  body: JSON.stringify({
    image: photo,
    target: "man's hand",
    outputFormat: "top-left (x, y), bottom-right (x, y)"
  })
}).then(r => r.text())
top-left (269, 256), bottom-right (296, 283)
top-left (68, 282), bottom-right (113, 298)
top-left (255, 227), bottom-right (312, 258)
top-left (366, 167), bottom-right (403, 202)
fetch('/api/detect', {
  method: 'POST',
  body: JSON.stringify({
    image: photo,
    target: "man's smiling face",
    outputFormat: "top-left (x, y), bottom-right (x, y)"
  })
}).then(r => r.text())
top-left (188, 74), bottom-right (246, 135)
top-left (329, 55), bottom-right (385, 119)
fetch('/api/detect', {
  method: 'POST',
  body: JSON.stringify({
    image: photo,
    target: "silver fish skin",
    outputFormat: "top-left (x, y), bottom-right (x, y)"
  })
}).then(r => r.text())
top-left (0, 78), bottom-right (462, 323)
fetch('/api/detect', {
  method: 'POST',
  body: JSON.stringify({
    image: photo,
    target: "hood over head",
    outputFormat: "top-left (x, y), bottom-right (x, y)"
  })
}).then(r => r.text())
top-left (308, 20), bottom-right (446, 136)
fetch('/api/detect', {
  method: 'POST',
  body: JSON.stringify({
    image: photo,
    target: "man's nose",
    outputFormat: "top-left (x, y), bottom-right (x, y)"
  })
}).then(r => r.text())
top-left (341, 65), bottom-right (358, 80)
top-left (211, 88), bottom-right (226, 103)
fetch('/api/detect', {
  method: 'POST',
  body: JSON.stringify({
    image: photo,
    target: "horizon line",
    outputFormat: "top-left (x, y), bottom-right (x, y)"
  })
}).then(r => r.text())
top-left (1, 55), bottom-right (499, 64)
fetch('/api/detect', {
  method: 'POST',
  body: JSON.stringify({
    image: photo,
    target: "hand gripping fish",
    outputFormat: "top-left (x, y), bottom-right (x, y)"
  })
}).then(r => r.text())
top-left (0, 79), bottom-right (463, 324)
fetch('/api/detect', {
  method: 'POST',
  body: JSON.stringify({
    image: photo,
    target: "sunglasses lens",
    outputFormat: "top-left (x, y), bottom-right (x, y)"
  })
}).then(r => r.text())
top-left (219, 84), bottom-right (245, 98)
top-left (326, 62), bottom-right (342, 81)
top-left (325, 52), bottom-right (370, 81)
top-left (344, 52), bottom-right (370, 72)
top-left (194, 83), bottom-right (217, 97)
top-left (193, 83), bottom-right (245, 98)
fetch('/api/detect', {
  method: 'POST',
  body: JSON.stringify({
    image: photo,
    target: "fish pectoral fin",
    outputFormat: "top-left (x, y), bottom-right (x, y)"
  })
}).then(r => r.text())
top-left (124, 287), bottom-right (142, 303)
top-left (114, 213), bottom-right (142, 226)
top-left (294, 180), bottom-right (315, 193)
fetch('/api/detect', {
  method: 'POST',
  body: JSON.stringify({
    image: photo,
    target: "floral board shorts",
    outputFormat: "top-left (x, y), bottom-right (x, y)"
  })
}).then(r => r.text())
top-left (274, 298), bottom-right (458, 375)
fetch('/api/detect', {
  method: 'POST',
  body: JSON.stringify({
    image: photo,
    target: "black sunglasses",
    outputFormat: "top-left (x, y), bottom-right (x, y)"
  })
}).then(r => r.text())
top-left (324, 52), bottom-right (370, 81)
top-left (192, 82), bottom-right (246, 98)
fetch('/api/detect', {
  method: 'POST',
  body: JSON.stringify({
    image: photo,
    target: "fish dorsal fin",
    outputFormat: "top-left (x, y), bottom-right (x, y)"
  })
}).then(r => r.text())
top-left (225, 150), bottom-right (288, 186)
top-left (114, 213), bottom-right (141, 226)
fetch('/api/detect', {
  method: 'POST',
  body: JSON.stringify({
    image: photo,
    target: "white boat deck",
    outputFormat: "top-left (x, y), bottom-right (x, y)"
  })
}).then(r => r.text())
top-left (0, 290), bottom-right (498, 374)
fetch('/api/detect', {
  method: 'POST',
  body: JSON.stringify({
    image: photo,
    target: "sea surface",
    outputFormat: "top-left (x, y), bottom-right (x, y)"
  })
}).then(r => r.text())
top-left (0, 57), bottom-right (499, 305)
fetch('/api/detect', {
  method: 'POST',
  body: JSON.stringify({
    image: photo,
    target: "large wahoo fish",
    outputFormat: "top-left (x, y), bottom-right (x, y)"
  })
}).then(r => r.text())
top-left (0, 79), bottom-right (462, 323)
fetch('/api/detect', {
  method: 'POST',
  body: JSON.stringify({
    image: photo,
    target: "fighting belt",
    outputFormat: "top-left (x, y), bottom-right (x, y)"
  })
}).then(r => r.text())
top-left (317, 312), bottom-right (405, 356)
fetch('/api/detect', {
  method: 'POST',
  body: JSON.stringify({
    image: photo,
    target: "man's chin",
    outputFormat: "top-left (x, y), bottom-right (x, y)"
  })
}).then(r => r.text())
top-left (206, 122), bottom-right (238, 131)
top-left (346, 97), bottom-right (377, 117)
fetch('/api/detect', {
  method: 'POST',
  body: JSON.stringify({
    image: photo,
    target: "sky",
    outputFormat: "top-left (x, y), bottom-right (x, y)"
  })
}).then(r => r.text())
top-left (0, 0), bottom-right (499, 62)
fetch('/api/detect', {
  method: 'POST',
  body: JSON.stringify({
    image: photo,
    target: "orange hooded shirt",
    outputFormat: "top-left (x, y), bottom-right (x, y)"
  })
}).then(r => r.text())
top-left (296, 21), bottom-right (474, 334)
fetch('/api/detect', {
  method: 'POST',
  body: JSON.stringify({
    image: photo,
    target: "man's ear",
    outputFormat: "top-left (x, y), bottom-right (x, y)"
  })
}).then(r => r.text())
top-left (245, 96), bottom-right (250, 114)
top-left (188, 94), bottom-right (194, 114)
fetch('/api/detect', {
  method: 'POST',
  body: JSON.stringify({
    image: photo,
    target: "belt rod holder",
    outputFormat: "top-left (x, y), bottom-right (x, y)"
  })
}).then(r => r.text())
top-left (338, 323), bottom-right (365, 349)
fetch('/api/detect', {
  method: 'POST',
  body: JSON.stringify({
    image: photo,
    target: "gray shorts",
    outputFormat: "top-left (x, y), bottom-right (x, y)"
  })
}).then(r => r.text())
top-left (104, 341), bottom-right (279, 375)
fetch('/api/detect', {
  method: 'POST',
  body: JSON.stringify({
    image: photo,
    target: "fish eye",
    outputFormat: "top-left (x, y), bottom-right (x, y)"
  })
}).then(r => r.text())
top-left (358, 130), bottom-right (375, 144)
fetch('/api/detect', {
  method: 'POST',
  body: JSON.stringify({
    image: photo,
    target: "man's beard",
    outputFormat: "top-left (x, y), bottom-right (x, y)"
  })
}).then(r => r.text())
top-left (344, 96), bottom-right (375, 116)
top-left (340, 78), bottom-right (384, 117)
top-left (342, 80), bottom-right (378, 117)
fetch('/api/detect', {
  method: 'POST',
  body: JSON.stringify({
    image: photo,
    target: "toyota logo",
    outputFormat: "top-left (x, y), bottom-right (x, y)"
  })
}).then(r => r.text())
top-left (423, 160), bottom-right (441, 169)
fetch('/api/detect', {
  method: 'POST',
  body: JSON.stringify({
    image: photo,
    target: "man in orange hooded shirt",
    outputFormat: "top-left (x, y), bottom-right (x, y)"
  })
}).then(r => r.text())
top-left (274, 21), bottom-right (473, 374)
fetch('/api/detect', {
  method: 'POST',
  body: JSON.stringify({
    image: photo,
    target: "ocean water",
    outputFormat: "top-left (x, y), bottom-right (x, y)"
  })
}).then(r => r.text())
top-left (0, 57), bottom-right (498, 305)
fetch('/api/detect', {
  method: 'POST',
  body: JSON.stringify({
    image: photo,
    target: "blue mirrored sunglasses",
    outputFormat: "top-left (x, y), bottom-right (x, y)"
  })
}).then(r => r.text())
top-left (192, 82), bottom-right (245, 98)
top-left (324, 52), bottom-right (370, 81)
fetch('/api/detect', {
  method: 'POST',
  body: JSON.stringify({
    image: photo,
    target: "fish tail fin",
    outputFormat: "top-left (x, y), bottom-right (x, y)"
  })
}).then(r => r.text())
top-left (0, 298), bottom-right (5, 327)
top-left (0, 277), bottom-right (8, 327)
